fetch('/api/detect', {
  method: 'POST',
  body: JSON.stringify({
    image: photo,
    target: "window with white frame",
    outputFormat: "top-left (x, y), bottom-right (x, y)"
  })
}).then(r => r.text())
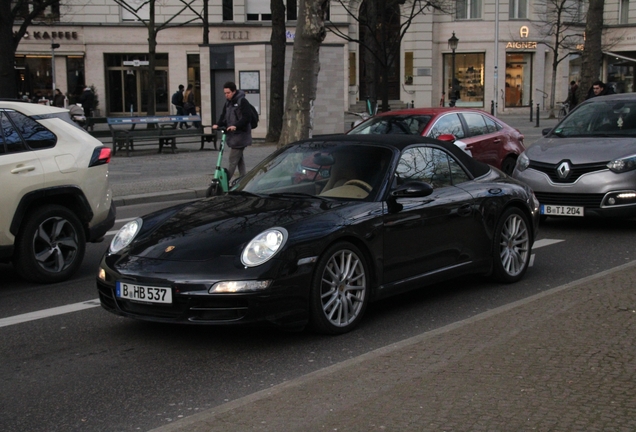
top-left (245, 0), bottom-right (307, 21)
top-left (456, 0), bottom-right (482, 19)
top-left (509, 0), bottom-right (527, 19)
top-left (121, 0), bottom-right (150, 21)
top-left (620, 0), bottom-right (629, 24)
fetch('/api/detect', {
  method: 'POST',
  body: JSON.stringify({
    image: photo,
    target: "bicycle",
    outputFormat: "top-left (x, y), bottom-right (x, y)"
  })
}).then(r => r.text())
top-left (557, 102), bottom-right (569, 121)
top-left (205, 127), bottom-right (230, 197)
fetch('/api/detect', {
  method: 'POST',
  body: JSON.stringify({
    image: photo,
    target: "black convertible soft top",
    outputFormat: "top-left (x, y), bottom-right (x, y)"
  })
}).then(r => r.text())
top-left (301, 134), bottom-right (492, 179)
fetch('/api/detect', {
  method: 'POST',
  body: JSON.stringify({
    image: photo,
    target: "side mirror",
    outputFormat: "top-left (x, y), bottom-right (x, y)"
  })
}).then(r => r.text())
top-left (542, 128), bottom-right (552, 136)
top-left (391, 181), bottom-right (434, 198)
top-left (436, 134), bottom-right (456, 142)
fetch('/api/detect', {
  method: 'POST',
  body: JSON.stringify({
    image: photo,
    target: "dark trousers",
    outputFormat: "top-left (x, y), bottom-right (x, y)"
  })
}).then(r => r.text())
top-left (175, 106), bottom-right (188, 128)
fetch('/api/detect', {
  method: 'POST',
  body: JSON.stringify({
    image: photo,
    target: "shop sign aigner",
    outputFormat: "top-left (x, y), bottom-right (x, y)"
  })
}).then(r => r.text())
top-left (506, 26), bottom-right (537, 50)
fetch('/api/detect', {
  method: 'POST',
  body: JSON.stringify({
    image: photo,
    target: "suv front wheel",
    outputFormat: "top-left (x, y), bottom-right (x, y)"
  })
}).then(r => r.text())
top-left (14, 205), bottom-right (86, 284)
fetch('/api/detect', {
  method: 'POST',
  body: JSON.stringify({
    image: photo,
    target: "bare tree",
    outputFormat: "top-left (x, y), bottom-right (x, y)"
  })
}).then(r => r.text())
top-left (0, 0), bottom-right (62, 98)
top-left (329, 0), bottom-right (452, 112)
top-left (112, 0), bottom-right (199, 116)
top-left (533, 0), bottom-right (584, 117)
top-left (278, 0), bottom-right (330, 146)
top-left (577, 0), bottom-right (605, 103)
top-left (266, 0), bottom-right (287, 143)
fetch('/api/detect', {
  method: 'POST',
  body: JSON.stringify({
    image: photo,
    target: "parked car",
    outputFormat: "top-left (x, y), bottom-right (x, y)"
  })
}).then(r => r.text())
top-left (0, 101), bottom-right (115, 283)
top-left (98, 134), bottom-right (539, 334)
top-left (347, 107), bottom-right (525, 175)
top-left (513, 93), bottom-right (636, 219)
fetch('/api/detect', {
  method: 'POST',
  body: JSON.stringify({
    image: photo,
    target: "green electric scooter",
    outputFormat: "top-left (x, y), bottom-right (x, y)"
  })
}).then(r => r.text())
top-left (206, 127), bottom-right (230, 197)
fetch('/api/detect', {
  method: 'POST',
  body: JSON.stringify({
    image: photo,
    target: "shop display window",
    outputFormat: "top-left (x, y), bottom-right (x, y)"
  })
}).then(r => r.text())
top-left (505, 53), bottom-right (533, 107)
top-left (443, 52), bottom-right (485, 107)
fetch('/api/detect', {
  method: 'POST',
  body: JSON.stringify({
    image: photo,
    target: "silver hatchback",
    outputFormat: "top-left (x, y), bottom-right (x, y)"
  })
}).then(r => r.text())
top-left (513, 94), bottom-right (636, 218)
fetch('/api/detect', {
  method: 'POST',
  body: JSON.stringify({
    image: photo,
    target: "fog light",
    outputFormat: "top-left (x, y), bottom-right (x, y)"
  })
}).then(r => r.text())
top-left (98, 268), bottom-right (106, 281)
top-left (608, 197), bottom-right (616, 205)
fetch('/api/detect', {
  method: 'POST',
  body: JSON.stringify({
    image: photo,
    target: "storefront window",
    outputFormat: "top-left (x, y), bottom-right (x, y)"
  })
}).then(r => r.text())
top-left (505, 53), bottom-right (533, 107)
top-left (607, 55), bottom-right (635, 94)
top-left (443, 52), bottom-right (485, 107)
top-left (105, 54), bottom-right (169, 116)
top-left (66, 56), bottom-right (85, 102)
top-left (14, 56), bottom-right (53, 101)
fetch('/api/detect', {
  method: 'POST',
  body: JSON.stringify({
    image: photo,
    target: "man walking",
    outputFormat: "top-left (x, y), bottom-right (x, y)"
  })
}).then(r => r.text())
top-left (212, 81), bottom-right (252, 180)
top-left (171, 84), bottom-right (188, 129)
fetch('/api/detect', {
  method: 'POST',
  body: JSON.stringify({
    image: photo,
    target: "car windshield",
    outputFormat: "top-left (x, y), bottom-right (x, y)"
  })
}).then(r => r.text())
top-left (233, 142), bottom-right (394, 201)
top-left (552, 100), bottom-right (636, 137)
top-left (348, 115), bottom-right (432, 135)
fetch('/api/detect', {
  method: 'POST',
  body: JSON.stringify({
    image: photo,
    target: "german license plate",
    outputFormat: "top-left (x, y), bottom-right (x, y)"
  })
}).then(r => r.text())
top-left (116, 282), bottom-right (172, 304)
top-left (540, 204), bottom-right (584, 217)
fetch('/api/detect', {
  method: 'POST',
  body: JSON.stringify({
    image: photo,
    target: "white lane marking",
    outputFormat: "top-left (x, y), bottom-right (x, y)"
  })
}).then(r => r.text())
top-left (116, 217), bottom-right (137, 223)
top-left (1, 239), bottom-right (566, 328)
top-left (0, 299), bottom-right (100, 328)
top-left (533, 238), bottom-right (564, 249)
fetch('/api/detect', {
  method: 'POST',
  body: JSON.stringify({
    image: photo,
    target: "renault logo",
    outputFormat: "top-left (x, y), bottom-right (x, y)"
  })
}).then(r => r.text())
top-left (556, 161), bottom-right (571, 179)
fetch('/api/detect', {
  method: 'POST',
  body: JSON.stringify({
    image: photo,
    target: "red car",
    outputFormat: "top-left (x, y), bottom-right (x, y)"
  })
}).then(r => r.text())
top-left (348, 108), bottom-right (525, 174)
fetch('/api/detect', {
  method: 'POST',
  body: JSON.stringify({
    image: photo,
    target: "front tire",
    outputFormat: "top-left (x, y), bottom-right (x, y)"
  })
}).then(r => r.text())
top-left (491, 207), bottom-right (531, 283)
top-left (14, 205), bottom-right (86, 284)
top-left (309, 242), bottom-right (370, 335)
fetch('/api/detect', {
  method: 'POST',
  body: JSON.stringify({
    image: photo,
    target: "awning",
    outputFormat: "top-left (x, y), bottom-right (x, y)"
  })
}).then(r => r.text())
top-left (603, 51), bottom-right (636, 63)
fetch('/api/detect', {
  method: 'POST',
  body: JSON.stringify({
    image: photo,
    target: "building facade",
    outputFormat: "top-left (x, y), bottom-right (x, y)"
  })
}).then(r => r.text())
top-left (13, 0), bottom-right (636, 137)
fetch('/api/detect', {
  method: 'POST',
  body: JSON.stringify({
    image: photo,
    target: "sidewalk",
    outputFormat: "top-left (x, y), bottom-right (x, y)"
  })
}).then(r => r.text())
top-left (151, 262), bottom-right (636, 431)
top-left (106, 111), bottom-right (559, 207)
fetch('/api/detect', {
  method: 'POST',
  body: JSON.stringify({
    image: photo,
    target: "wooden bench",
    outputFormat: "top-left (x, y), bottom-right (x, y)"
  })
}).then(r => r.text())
top-left (107, 115), bottom-right (217, 156)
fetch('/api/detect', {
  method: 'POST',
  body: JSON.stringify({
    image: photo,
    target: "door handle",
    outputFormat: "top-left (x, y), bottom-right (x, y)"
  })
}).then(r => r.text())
top-left (11, 165), bottom-right (36, 174)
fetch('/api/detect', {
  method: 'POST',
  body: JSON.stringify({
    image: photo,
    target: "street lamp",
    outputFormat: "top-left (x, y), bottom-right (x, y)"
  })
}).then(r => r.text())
top-left (448, 32), bottom-right (459, 107)
top-left (51, 43), bottom-right (60, 94)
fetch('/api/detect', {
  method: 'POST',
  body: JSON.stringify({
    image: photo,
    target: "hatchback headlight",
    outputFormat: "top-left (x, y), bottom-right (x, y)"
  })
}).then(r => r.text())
top-left (607, 155), bottom-right (636, 173)
top-left (516, 153), bottom-right (530, 172)
top-left (110, 218), bottom-right (142, 253)
top-left (241, 228), bottom-right (288, 267)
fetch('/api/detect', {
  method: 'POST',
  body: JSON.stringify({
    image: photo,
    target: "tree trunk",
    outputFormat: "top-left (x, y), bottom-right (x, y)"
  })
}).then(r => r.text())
top-left (278, 0), bottom-right (329, 147)
top-left (266, 0), bottom-right (286, 143)
top-left (362, 0), bottom-right (378, 108)
top-left (577, 0), bottom-right (604, 103)
top-left (146, 0), bottom-right (157, 117)
top-left (0, 0), bottom-right (18, 98)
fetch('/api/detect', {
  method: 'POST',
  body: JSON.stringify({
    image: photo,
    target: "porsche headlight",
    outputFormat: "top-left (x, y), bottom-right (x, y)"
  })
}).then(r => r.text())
top-left (608, 154), bottom-right (636, 173)
top-left (110, 218), bottom-right (142, 253)
top-left (241, 228), bottom-right (288, 267)
top-left (516, 152), bottom-right (530, 172)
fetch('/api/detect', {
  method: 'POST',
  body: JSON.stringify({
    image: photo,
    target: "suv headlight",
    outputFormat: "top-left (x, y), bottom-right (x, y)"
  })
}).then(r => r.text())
top-left (516, 153), bottom-right (530, 172)
top-left (608, 155), bottom-right (636, 173)
top-left (110, 218), bottom-right (142, 253)
top-left (241, 228), bottom-right (288, 267)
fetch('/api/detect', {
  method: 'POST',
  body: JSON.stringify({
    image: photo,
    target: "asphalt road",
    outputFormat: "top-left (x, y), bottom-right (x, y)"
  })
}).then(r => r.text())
top-left (2, 199), bottom-right (636, 431)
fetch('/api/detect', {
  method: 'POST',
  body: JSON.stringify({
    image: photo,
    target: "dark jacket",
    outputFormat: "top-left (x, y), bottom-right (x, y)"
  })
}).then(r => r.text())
top-left (79, 88), bottom-right (94, 116)
top-left (217, 90), bottom-right (252, 149)
top-left (171, 90), bottom-right (184, 108)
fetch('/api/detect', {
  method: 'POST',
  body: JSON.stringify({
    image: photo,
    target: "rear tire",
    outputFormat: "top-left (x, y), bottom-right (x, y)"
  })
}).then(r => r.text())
top-left (309, 242), bottom-right (370, 335)
top-left (14, 205), bottom-right (86, 284)
top-left (500, 156), bottom-right (517, 175)
top-left (491, 207), bottom-right (531, 283)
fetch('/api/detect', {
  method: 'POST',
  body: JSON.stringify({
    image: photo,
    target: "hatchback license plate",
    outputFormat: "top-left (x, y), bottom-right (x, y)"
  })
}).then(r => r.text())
top-left (116, 282), bottom-right (172, 304)
top-left (540, 204), bottom-right (584, 217)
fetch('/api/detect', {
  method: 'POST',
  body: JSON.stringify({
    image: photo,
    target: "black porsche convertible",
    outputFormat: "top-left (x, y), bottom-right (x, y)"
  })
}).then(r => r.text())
top-left (97, 135), bottom-right (540, 334)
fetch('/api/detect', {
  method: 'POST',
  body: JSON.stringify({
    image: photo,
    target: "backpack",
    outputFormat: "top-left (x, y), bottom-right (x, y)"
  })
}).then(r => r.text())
top-left (171, 91), bottom-right (182, 106)
top-left (241, 98), bottom-right (259, 129)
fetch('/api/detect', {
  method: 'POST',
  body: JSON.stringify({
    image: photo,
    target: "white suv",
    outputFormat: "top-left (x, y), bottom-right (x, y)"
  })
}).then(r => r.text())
top-left (0, 101), bottom-right (115, 283)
